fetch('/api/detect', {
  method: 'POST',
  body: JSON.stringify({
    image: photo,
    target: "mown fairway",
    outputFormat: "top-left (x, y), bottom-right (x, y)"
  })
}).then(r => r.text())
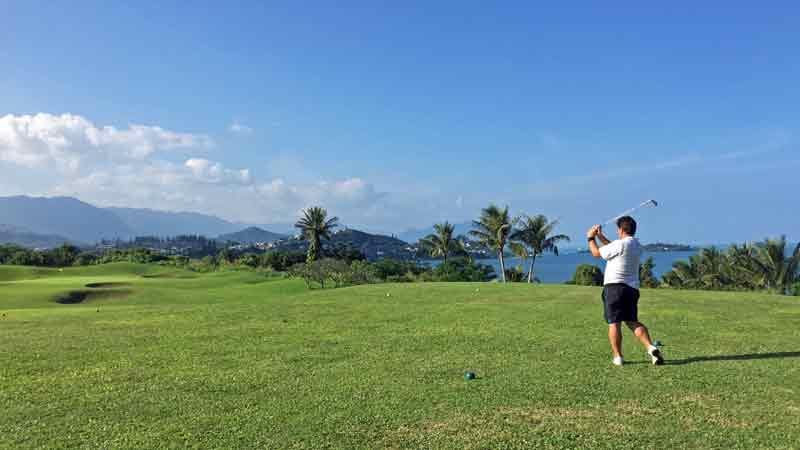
top-left (1, 263), bottom-right (798, 449)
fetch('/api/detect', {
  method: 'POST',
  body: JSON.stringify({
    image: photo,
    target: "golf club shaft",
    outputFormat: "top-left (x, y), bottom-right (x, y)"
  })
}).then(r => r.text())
top-left (602, 200), bottom-right (656, 225)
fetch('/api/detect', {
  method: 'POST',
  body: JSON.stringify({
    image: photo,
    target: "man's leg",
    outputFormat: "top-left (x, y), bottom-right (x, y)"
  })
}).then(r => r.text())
top-left (608, 323), bottom-right (623, 357)
top-left (625, 321), bottom-right (654, 348)
top-left (625, 321), bottom-right (664, 365)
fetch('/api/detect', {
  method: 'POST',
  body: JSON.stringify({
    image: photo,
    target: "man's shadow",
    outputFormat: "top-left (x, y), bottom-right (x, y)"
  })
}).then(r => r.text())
top-left (668, 351), bottom-right (800, 366)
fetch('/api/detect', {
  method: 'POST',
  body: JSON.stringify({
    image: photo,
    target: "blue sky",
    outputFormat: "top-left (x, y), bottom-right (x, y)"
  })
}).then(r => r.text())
top-left (1, 1), bottom-right (798, 243)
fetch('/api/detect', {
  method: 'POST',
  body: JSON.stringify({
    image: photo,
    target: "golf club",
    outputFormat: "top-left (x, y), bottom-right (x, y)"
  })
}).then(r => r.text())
top-left (603, 199), bottom-right (658, 225)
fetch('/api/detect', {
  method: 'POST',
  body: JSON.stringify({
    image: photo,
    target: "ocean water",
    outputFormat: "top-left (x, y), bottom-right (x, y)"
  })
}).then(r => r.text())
top-left (426, 250), bottom-right (697, 283)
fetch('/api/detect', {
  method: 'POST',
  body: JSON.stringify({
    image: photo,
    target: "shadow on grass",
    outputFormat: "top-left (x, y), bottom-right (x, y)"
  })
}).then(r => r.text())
top-left (668, 351), bottom-right (800, 365)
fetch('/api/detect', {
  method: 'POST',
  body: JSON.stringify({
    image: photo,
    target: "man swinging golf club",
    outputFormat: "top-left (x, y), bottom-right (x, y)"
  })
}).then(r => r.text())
top-left (587, 216), bottom-right (664, 366)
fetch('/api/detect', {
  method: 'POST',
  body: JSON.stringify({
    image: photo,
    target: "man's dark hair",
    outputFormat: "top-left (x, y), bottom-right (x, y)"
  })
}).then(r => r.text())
top-left (616, 216), bottom-right (637, 236)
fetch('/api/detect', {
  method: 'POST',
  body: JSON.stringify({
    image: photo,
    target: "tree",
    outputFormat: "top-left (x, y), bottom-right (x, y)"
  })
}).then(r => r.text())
top-left (506, 241), bottom-right (531, 282)
top-left (572, 264), bottom-right (604, 286)
top-left (237, 253), bottom-right (260, 268)
top-left (662, 247), bottom-right (736, 291)
top-left (50, 243), bottom-right (80, 267)
top-left (639, 256), bottom-right (660, 288)
top-left (294, 206), bottom-right (339, 263)
top-left (419, 221), bottom-right (465, 265)
top-left (469, 204), bottom-right (513, 282)
top-left (750, 236), bottom-right (800, 294)
top-left (510, 215), bottom-right (570, 283)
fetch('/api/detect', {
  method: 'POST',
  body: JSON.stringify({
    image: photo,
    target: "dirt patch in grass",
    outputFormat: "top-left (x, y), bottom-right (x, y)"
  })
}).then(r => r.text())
top-left (55, 289), bottom-right (133, 304)
top-left (385, 406), bottom-right (628, 447)
top-left (85, 282), bottom-right (132, 288)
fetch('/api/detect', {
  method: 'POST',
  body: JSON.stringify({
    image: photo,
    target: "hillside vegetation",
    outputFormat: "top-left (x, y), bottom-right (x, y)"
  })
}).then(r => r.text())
top-left (1, 264), bottom-right (798, 449)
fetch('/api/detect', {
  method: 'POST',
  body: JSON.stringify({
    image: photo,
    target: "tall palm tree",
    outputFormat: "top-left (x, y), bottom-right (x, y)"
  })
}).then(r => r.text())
top-left (510, 215), bottom-right (570, 283)
top-left (419, 221), bottom-right (465, 266)
top-left (469, 204), bottom-right (513, 282)
top-left (294, 206), bottom-right (339, 263)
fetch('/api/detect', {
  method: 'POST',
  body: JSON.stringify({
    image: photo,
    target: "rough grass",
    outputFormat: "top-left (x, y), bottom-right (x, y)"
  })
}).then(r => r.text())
top-left (1, 264), bottom-right (798, 449)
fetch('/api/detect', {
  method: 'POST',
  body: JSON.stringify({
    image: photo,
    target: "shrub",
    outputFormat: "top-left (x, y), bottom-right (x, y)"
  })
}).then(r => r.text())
top-left (372, 259), bottom-right (427, 281)
top-left (260, 251), bottom-right (306, 272)
top-left (432, 259), bottom-right (495, 282)
top-left (572, 264), bottom-right (603, 286)
top-left (288, 263), bottom-right (311, 287)
top-left (318, 258), bottom-right (351, 288)
top-left (503, 266), bottom-right (527, 282)
top-left (350, 260), bottom-right (379, 284)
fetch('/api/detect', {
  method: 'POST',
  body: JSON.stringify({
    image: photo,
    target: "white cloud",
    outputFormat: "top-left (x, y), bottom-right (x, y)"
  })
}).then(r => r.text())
top-left (185, 158), bottom-right (252, 185)
top-left (1, 112), bottom-right (420, 229)
top-left (51, 166), bottom-right (389, 225)
top-left (228, 121), bottom-right (253, 135)
top-left (0, 113), bottom-right (212, 172)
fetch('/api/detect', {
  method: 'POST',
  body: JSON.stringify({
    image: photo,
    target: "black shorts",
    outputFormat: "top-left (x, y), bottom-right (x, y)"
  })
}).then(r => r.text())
top-left (602, 283), bottom-right (640, 324)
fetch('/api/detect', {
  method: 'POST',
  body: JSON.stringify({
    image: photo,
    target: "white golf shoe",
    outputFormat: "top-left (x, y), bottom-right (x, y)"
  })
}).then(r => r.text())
top-left (612, 356), bottom-right (624, 366)
top-left (648, 347), bottom-right (665, 365)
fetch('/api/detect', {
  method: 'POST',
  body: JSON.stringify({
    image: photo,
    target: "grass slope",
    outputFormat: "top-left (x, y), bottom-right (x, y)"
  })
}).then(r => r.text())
top-left (1, 264), bottom-right (798, 449)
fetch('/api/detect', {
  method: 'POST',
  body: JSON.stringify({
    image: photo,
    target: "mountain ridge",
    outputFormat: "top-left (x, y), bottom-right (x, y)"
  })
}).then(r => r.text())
top-left (217, 227), bottom-right (287, 244)
top-left (0, 224), bottom-right (81, 249)
top-left (0, 195), bottom-right (287, 245)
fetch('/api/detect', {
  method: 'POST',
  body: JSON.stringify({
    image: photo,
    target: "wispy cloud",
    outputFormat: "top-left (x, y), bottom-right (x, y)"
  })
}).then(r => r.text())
top-left (528, 132), bottom-right (794, 197)
top-left (228, 120), bottom-right (253, 135)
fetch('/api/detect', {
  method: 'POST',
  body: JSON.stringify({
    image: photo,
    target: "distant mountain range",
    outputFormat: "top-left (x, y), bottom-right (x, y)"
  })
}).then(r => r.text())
top-left (0, 195), bottom-right (285, 246)
top-left (217, 227), bottom-right (287, 244)
top-left (0, 224), bottom-right (81, 249)
top-left (0, 196), bottom-right (134, 243)
top-left (107, 207), bottom-right (241, 238)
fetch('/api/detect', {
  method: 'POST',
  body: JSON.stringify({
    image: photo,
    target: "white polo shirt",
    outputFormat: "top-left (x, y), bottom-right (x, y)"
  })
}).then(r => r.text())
top-left (599, 236), bottom-right (641, 289)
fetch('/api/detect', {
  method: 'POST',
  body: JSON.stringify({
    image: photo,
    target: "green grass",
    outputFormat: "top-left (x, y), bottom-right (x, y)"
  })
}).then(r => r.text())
top-left (1, 264), bottom-right (798, 449)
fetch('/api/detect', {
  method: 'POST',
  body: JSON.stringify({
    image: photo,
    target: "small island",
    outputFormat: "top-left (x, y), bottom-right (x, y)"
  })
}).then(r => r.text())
top-left (641, 242), bottom-right (698, 252)
top-left (576, 242), bottom-right (698, 254)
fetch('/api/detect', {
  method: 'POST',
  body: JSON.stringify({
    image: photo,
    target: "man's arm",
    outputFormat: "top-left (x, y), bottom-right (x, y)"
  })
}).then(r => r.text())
top-left (587, 225), bottom-right (602, 258)
top-left (596, 227), bottom-right (611, 246)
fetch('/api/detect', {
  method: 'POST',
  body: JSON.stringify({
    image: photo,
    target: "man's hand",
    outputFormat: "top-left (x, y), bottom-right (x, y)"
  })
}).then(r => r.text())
top-left (586, 225), bottom-right (600, 239)
top-left (596, 225), bottom-right (611, 245)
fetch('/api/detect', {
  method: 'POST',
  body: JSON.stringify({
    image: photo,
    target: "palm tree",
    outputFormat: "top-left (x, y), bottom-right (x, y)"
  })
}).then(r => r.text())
top-left (294, 206), bottom-right (339, 263)
top-left (751, 236), bottom-right (800, 294)
top-left (510, 215), bottom-right (570, 283)
top-left (697, 247), bottom-right (731, 290)
top-left (509, 241), bottom-right (529, 270)
top-left (469, 204), bottom-right (513, 282)
top-left (419, 221), bottom-right (465, 266)
top-left (663, 257), bottom-right (702, 289)
top-left (663, 247), bottom-right (731, 290)
top-left (725, 244), bottom-right (762, 290)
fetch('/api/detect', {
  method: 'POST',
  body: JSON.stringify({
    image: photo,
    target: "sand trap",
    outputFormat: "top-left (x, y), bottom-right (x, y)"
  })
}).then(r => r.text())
top-left (85, 282), bottom-right (132, 288)
top-left (55, 289), bottom-right (133, 304)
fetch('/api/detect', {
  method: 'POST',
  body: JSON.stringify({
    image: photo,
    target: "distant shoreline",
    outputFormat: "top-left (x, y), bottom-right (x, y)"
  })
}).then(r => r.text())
top-left (576, 243), bottom-right (699, 254)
